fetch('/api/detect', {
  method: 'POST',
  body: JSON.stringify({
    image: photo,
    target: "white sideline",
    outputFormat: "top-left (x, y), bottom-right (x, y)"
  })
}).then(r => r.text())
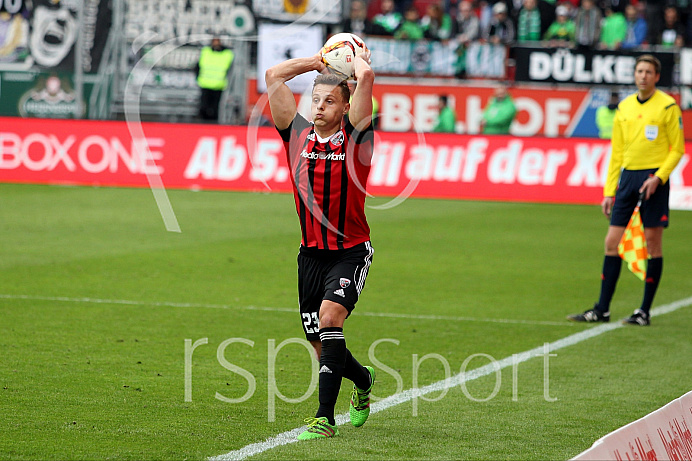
top-left (0, 294), bottom-right (571, 327)
top-left (208, 296), bottom-right (692, 461)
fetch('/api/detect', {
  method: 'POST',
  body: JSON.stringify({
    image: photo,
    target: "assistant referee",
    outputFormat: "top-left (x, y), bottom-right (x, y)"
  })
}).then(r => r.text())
top-left (568, 54), bottom-right (685, 326)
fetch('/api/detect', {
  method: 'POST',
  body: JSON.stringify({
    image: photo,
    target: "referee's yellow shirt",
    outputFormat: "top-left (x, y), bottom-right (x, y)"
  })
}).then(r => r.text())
top-left (605, 89), bottom-right (685, 197)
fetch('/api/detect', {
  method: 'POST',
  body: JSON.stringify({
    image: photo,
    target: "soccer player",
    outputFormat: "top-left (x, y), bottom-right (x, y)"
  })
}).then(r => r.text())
top-left (265, 49), bottom-right (376, 439)
top-left (568, 55), bottom-right (684, 326)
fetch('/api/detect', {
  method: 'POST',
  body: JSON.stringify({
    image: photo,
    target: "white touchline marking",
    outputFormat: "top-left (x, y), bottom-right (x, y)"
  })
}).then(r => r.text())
top-left (208, 296), bottom-right (692, 461)
top-left (0, 294), bottom-right (572, 327)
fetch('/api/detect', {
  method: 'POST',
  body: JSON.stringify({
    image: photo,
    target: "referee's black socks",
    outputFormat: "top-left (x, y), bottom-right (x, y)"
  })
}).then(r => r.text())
top-left (316, 327), bottom-right (346, 425)
top-left (641, 257), bottom-right (663, 315)
top-left (597, 255), bottom-right (622, 312)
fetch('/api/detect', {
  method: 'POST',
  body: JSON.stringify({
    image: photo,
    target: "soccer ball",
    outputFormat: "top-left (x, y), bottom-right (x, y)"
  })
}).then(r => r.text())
top-left (320, 33), bottom-right (367, 79)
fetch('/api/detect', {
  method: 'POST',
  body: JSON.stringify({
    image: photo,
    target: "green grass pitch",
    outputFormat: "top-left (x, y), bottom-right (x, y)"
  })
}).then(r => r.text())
top-left (1, 183), bottom-right (691, 460)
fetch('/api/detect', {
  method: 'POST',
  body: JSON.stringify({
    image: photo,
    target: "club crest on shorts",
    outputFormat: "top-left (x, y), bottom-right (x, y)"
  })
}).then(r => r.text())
top-left (339, 278), bottom-right (351, 288)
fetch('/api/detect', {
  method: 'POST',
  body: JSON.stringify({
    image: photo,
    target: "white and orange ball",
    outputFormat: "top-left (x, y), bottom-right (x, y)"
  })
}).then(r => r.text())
top-left (319, 33), bottom-right (367, 79)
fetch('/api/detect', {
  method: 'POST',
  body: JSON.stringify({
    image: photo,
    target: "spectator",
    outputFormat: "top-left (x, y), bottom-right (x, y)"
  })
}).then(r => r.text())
top-left (620, 4), bottom-right (647, 49)
top-left (484, 2), bottom-right (516, 44)
top-left (645, 0), bottom-right (665, 45)
top-left (422, 2), bottom-right (457, 40)
top-left (655, 6), bottom-right (685, 47)
top-left (481, 83), bottom-right (517, 134)
top-left (598, 7), bottom-right (627, 49)
top-left (574, 0), bottom-right (602, 48)
top-left (506, 0), bottom-right (525, 28)
top-left (393, 0), bottom-right (409, 14)
top-left (556, 2), bottom-right (576, 18)
top-left (668, 0), bottom-right (689, 26)
top-left (595, 91), bottom-right (619, 139)
top-left (432, 95), bottom-right (457, 132)
top-left (517, 0), bottom-right (543, 42)
top-left (543, 4), bottom-right (576, 46)
top-left (454, 0), bottom-right (481, 77)
top-left (599, 0), bottom-right (628, 15)
top-left (457, 0), bottom-right (481, 45)
top-left (195, 36), bottom-right (234, 122)
top-left (560, 0), bottom-right (580, 10)
top-left (372, 0), bottom-right (403, 36)
top-left (334, 0), bottom-right (374, 36)
top-left (395, 5), bottom-right (425, 40)
top-left (477, 0), bottom-right (495, 33)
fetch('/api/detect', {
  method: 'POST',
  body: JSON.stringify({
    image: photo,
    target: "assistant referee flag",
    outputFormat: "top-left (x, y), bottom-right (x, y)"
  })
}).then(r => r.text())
top-left (618, 199), bottom-right (648, 281)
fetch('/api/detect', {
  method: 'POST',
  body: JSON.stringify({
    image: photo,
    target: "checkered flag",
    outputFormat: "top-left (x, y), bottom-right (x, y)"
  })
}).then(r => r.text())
top-left (617, 193), bottom-right (648, 281)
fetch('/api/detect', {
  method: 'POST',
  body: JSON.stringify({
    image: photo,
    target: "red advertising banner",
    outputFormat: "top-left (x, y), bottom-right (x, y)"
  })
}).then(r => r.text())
top-left (247, 78), bottom-right (692, 140)
top-left (1, 117), bottom-right (691, 209)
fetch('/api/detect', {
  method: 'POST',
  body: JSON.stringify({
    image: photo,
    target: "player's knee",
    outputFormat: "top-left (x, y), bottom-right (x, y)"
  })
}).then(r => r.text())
top-left (604, 227), bottom-right (625, 255)
top-left (644, 228), bottom-right (663, 257)
top-left (319, 313), bottom-right (340, 328)
top-left (319, 301), bottom-right (347, 328)
top-left (604, 238), bottom-right (619, 255)
top-left (646, 240), bottom-right (663, 257)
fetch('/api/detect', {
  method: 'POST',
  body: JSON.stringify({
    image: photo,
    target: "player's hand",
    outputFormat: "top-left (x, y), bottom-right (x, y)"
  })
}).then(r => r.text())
top-left (355, 48), bottom-right (371, 65)
top-left (639, 175), bottom-right (661, 201)
top-left (601, 196), bottom-right (615, 218)
top-left (314, 52), bottom-right (327, 73)
top-left (353, 48), bottom-right (372, 82)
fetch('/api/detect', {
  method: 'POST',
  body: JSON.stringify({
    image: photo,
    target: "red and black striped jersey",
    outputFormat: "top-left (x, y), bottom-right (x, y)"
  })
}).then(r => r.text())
top-left (278, 114), bottom-right (373, 250)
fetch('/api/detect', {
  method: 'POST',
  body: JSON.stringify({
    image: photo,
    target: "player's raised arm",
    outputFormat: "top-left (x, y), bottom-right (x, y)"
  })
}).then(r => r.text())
top-left (348, 49), bottom-right (374, 131)
top-left (265, 54), bottom-right (326, 130)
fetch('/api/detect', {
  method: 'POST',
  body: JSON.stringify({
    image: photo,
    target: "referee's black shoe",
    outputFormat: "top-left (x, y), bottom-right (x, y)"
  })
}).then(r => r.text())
top-left (567, 305), bottom-right (610, 323)
top-left (622, 309), bottom-right (650, 326)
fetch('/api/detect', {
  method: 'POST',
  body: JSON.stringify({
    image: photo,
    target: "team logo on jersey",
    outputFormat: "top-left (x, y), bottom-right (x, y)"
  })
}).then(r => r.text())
top-left (339, 278), bottom-right (351, 288)
top-left (645, 125), bottom-right (658, 141)
top-left (330, 130), bottom-right (344, 147)
top-left (307, 132), bottom-right (316, 141)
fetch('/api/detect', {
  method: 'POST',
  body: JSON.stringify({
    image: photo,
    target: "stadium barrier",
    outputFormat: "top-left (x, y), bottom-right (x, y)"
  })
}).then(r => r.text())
top-left (1, 117), bottom-right (690, 209)
top-left (572, 390), bottom-right (692, 460)
top-left (245, 78), bottom-right (692, 140)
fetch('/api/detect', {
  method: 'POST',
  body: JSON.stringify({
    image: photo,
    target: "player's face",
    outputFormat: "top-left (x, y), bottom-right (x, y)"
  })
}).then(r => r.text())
top-left (311, 84), bottom-right (349, 132)
top-left (634, 62), bottom-right (660, 94)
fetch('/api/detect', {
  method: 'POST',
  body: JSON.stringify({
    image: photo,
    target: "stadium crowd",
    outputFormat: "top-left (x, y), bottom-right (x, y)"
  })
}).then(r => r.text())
top-left (333, 0), bottom-right (690, 50)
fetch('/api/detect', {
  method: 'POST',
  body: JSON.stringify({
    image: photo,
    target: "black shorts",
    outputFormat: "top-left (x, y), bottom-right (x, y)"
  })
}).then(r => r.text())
top-left (297, 241), bottom-right (374, 341)
top-left (611, 169), bottom-right (670, 228)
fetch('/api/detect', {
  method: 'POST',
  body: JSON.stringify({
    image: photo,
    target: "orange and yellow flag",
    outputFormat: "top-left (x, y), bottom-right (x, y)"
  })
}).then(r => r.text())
top-left (618, 204), bottom-right (648, 281)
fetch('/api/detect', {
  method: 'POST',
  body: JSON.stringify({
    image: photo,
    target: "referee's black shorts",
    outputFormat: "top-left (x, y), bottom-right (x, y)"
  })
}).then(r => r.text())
top-left (297, 241), bottom-right (374, 341)
top-left (611, 168), bottom-right (670, 228)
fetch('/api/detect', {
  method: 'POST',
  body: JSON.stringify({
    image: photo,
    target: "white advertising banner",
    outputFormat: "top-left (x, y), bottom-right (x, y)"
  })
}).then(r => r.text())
top-left (256, 22), bottom-right (322, 94)
top-left (573, 390), bottom-right (692, 460)
top-left (252, 0), bottom-right (342, 24)
top-left (680, 48), bottom-right (692, 86)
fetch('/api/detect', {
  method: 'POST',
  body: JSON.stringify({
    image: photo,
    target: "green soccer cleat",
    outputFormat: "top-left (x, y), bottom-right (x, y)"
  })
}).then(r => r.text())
top-left (350, 365), bottom-right (375, 427)
top-left (297, 417), bottom-right (339, 440)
